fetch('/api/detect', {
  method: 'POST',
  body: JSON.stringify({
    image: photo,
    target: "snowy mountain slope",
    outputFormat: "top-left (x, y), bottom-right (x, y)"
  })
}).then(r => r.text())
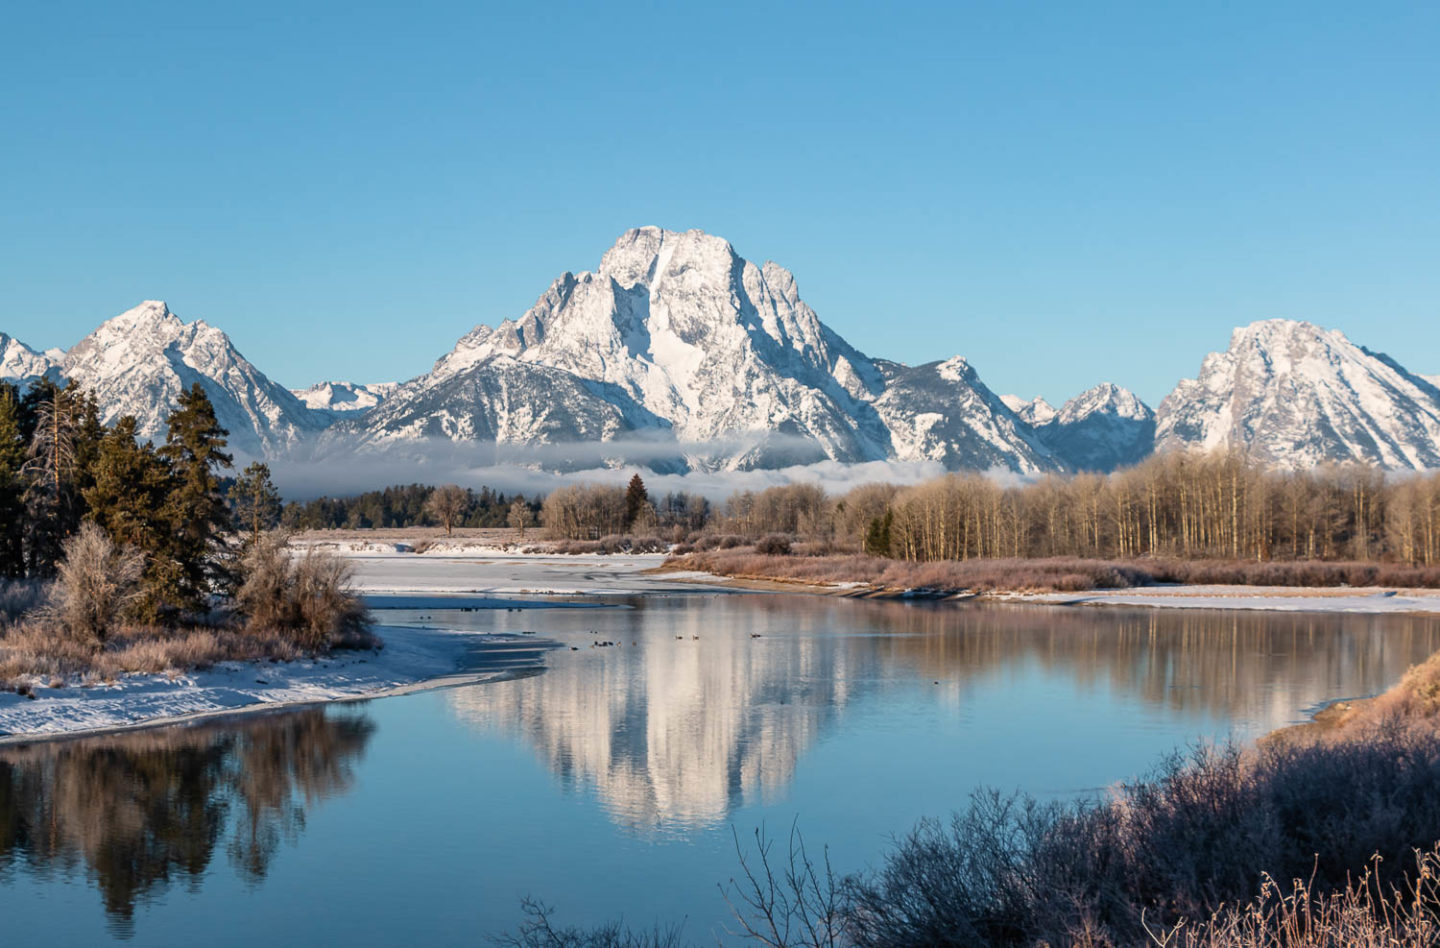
top-left (1424, 374), bottom-right (1440, 389)
top-left (874, 359), bottom-right (1058, 472)
top-left (292, 381), bottom-right (397, 420)
top-left (61, 301), bottom-right (324, 456)
top-left (0, 333), bottom-right (61, 387)
top-left (1029, 383), bottom-right (1155, 472)
top-left (342, 355), bottom-right (678, 454)
top-left (1155, 319), bottom-right (1440, 470)
top-left (1000, 394), bottom-right (1058, 427)
top-left (357, 227), bottom-right (1059, 472)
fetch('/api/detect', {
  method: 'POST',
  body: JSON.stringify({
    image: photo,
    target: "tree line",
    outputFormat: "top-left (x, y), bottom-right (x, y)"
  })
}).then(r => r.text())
top-left (280, 483), bottom-right (541, 533)
top-left (0, 379), bottom-right (285, 621)
top-left (711, 452), bottom-right (1440, 566)
top-left (537, 455), bottom-right (1440, 566)
top-left (539, 475), bottom-right (710, 540)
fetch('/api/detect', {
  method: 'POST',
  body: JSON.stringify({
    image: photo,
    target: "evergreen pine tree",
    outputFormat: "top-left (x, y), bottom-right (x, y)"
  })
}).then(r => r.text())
top-left (863, 509), bottom-right (894, 557)
top-left (82, 418), bottom-right (179, 621)
top-left (19, 385), bottom-right (83, 575)
top-left (159, 384), bottom-right (234, 612)
top-left (70, 389), bottom-right (105, 515)
top-left (624, 473), bottom-right (649, 532)
top-left (0, 385), bottom-right (26, 577)
top-left (233, 461), bottom-right (283, 543)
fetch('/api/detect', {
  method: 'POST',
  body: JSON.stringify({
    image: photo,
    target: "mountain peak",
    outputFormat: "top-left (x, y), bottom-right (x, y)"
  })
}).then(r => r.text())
top-left (353, 228), bottom-right (1056, 473)
top-left (1058, 383), bottom-right (1152, 425)
top-left (1158, 318), bottom-right (1440, 469)
top-left (1000, 394), bottom-right (1057, 426)
top-left (103, 300), bottom-right (181, 332)
top-left (0, 332), bottom-right (61, 386)
top-left (61, 301), bottom-right (320, 454)
top-left (597, 226), bottom-right (740, 290)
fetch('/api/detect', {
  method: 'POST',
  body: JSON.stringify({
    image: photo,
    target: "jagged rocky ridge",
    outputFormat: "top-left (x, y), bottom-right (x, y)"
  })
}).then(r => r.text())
top-left (1156, 319), bottom-right (1440, 471)
top-left (339, 227), bottom-right (1058, 473)
top-left (1003, 384), bottom-right (1156, 472)
top-left (0, 333), bottom-right (62, 389)
top-left (4, 230), bottom-right (1440, 473)
top-left (54, 302), bottom-right (323, 456)
top-left (292, 381), bottom-right (397, 419)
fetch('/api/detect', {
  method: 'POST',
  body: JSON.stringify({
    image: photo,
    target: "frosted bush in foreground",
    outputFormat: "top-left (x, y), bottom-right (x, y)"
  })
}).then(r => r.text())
top-left (238, 533), bottom-right (376, 651)
top-left (45, 522), bottom-right (144, 646)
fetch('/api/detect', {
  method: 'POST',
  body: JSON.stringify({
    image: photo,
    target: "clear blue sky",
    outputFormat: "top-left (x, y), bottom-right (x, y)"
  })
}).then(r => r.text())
top-left (2, 1), bottom-right (1437, 406)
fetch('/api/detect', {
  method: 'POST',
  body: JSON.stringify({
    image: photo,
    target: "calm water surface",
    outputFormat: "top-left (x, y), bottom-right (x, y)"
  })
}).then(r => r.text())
top-left (3, 594), bottom-right (1438, 944)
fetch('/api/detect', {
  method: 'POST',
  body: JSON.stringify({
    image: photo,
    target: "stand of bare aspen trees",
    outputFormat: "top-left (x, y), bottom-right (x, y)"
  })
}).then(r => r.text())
top-left (867, 452), bottom-right (1439, 565)
top-left (540, 450), bottom-right (1440, 565)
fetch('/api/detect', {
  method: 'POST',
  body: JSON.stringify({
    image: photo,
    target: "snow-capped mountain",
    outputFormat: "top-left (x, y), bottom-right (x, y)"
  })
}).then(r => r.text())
top-left (1155, 319), bottom-right (1440, 470)
top-left (1029, 383), bottom-right (1155, 472)
top-left (1000, 395), bottom-right (1058, 427)
top-left (873, 358), bottom-right (1055, 472)
top-left (0, 333), bottom-right (61, 388)
top-left (291, 381), bottom-right (397, 420)
top-left (61, 301), bottom-right (324, 456)
top-left (21, 237), bottom-right (1439, 478)
top-left (350, 227), bottom-right (1059, 473)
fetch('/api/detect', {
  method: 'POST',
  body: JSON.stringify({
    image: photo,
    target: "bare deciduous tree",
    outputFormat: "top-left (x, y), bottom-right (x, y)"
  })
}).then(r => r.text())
top-left (45, 521), bottom-right (144, 646)
top-left (424, 484), bottom-right (469, 536)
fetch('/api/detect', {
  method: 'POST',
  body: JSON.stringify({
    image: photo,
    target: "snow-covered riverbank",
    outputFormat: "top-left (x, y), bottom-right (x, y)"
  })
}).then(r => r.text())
top-left (1004, 585), bottom-right (1440, 614)
top-left (0, 551), bottom-right (729, 741)
top-left (0, 621), bottom-right (553, 742)
top-left (8, 549), bottom-right (1440, 741)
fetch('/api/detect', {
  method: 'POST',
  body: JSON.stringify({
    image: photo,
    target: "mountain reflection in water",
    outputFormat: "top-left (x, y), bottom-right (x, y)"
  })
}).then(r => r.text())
top-left (444, 598), bottom-right (1440, 835)
top-left (0, 708), bottom-right (374, 935)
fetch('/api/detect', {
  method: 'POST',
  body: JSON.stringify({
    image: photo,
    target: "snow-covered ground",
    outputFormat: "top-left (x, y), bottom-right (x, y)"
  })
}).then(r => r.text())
top-left (0, 621), bottom-right (554, 742)
top-left (340, 551), bottom-right (722, 595)
top-left (8, 551), bottom-right (1440, 741)
top-left (1008, 585), bottom-right (1440, 615)
top-left (0, 553), bottom-right (715, 741)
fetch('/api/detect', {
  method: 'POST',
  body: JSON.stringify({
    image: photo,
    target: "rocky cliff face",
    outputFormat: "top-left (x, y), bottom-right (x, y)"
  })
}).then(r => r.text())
top-left (351, 227), bottom-right (1059, 472)
top-left (60, 301), bottom-right (323, 456)
top-left (0, 333), bottom-right (61, 388)
top-left (9, 238), bottom-right (1439, 476)
top-left (1155, 319), bottom-right (1440, 470)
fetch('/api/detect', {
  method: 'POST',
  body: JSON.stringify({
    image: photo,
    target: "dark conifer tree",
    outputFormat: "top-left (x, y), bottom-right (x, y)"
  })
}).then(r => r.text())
top-left (159, 384), bottom-right (234, 612)
top-left (84, 417), bottom-right (173, 547)
top-left (0, 385), bottom-right (26, 577)
top-left (625, 473), bottom-right (649, 532)
top-left (84, 417), bottom-right (179, 618)
top-left (20, 384), bottom-right (83, 575)
top-left (232, 461), bottom-right (283, 542)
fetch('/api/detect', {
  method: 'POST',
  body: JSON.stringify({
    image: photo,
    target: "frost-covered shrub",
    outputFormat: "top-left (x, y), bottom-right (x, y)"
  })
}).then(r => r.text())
top-left (45, 522), bottom-right (144, 646)
top-left (755, 533), bottom-right (792, 556)
top-left (238, 534), bottom-right (375, 651)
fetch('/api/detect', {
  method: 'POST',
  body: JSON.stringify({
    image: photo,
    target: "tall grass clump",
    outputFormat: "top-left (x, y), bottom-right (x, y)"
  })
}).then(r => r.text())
top-left (238, 533), bottom-right (377, 651)
top-left (42, 521), bottom-right (144, 646)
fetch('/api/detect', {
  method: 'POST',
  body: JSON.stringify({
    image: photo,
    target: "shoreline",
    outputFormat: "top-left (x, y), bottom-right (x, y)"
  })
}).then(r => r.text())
top-left (8, 550), bottom-right (1440, 745)
top-left (0, 615), bottom-right (560, 745)
top-left (650, 565), bottom-right (1440, 615)
top-left (0, 663), bottom-right (538, 748)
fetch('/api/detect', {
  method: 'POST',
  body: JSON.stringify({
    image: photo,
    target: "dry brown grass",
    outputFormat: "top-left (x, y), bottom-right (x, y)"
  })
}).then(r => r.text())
top-left (1, 533), bottom-right (381, 694)
top-left (536, 536), bottom-right (668, 555)
top-left (665, 549), bottom-right (1440, 594)
top-left (832, 649), bottom-right (1440, 948)
top-left (0, 621), bottom-right (313, 693)
top-left (1157, 846), bottom-right (1440, 948)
